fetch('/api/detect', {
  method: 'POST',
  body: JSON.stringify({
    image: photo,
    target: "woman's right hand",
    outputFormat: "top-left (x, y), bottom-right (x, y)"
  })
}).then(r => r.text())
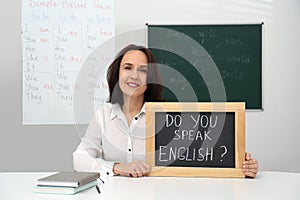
top-left (113, 160), bottom-right (151, 177)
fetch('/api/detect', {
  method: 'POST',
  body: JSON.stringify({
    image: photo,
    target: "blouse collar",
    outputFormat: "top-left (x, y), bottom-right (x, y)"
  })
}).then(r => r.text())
top-left (110, 103), bottom-right (146, 120)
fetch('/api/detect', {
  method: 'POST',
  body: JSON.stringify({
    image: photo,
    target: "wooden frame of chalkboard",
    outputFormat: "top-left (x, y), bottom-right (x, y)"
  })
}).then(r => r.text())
top-left (146, 102), bottom-right (245, 178)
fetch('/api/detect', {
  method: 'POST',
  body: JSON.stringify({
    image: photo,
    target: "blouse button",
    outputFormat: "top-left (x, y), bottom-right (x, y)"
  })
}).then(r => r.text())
top-left (128, 149), bottom-right (132, 152)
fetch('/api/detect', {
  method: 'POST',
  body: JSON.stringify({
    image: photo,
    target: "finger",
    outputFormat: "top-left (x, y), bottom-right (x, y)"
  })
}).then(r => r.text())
top-left (243, 159), bottom-right (258, 166)
top-left (137, 164), bottom-right (148, 176)
top-left (249, 169), bottom-right (258, 175)
top-left (243, 161), bottom-right (258, 169)
top-left (245, 152), bottom-right (251, 161)
top-left (141, 162), bottom-right (151, 174)
top-left (243, 162), bottom-right (258, 168)
top-left (145, 165), bottom-right (151, 175)
top-left (243, 164), bottom-right (258, 172)
top-left (135, 168), bottom-right (144, 177)
top-left (128, 161), bottom-right (151, 177)
top-left (244, 164), bottom-right (258, 170)
top-left (116, 164), bottom-right (132, 176)
top-left (243, 158), bottom-right (257, 164)
top-left (243, 167), bottom-right (257, 176)
top-left (243, 164), bottom-right (258, 177)
top-left (132, 163), bottom-right (144, 177)
top-left (128, 164), bottom-right (138, 177)
top-left (134, 161), bottom-right (151, 175)
top-left (243, 170), bottom-right (257, 178)
top-left (129, 171), bottom-right (138, 178)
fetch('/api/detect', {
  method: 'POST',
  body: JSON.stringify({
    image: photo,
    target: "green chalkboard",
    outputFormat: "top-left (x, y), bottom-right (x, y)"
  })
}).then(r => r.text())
top-left (147, 24), bottom-right (262, 109)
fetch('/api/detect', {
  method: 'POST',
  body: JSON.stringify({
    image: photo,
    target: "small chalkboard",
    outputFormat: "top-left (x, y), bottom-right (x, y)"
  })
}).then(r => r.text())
top-left (146, 102), bottom-right (245, 178)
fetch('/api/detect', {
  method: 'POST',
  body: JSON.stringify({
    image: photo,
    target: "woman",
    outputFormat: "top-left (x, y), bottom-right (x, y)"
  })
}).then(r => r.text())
top-left (73, 44), bottom-right (258, 178)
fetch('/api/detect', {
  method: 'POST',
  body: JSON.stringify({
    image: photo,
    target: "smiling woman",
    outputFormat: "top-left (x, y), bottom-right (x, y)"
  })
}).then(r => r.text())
top-left (107, 44), bottom-right (163, 106)
top-left (73, 44), bottom-right (163, 178)
top-left (118, 50), bottom-right (148, 105)
top-left (73, 44), bottom-right (258, 178)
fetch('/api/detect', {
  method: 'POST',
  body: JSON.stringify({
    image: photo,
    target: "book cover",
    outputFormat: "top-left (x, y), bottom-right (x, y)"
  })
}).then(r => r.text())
top-left (37, 171), bottom-right (100, 187)
top-left (34, 180), bottom-right (98, 195)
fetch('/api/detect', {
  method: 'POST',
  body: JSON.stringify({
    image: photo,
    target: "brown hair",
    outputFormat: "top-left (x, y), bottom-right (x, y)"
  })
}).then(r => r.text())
top-left (106, 44), bottom-right (163, 105)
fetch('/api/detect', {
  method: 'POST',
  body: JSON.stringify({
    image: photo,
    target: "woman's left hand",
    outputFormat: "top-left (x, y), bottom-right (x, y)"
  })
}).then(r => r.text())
top-left (243, 152), bottom-right (258, 178)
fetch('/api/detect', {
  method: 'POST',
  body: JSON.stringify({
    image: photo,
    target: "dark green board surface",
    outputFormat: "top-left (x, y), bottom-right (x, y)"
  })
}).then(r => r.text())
top-left (147, 24), bottom-right (262, 109)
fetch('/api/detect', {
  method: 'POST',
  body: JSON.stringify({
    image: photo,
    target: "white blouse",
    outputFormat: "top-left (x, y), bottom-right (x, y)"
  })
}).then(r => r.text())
top-left (73, 103), bottom-right (146, 177)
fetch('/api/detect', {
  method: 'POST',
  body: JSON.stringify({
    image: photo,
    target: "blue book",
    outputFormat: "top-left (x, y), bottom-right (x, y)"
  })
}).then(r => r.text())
top-left (34, 180), bottom-right (98, 195)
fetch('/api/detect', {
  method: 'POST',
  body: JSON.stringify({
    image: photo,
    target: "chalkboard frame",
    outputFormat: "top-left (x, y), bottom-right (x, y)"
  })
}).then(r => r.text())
top-left (145, 102), bottom-right (245, 178)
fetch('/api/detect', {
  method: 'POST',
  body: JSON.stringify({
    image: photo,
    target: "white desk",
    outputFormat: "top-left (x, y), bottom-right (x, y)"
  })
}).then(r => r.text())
top-left (1, 172), bottom-right (300, 200)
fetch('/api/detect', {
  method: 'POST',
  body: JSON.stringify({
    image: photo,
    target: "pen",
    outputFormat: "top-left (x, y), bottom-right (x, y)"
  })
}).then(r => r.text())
top-left (98, 178), bottom-right (105, 184)
top-left (95, 185), bottom-right (101, 194)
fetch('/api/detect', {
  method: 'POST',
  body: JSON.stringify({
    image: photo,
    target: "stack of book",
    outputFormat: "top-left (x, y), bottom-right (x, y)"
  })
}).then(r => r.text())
top-left (34, 171), bottom-right (100, 195)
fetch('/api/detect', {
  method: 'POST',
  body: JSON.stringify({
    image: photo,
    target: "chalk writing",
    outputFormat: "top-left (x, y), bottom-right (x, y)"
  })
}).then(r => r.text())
top-left (155, 112), bottom-right (235, 167)
top-left (22, 0), bottom-right (114, 124)
top-left (148, 25), bottom-right (262, 109)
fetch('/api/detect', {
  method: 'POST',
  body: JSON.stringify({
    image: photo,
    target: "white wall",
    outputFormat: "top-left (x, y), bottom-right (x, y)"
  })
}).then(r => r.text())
top-left (0, 0), bottom-right (299, 172)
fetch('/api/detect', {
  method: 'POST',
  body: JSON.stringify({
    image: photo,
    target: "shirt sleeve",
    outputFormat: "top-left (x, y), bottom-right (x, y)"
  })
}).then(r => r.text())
top-left (72, 108), bottom-right (116, 177)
